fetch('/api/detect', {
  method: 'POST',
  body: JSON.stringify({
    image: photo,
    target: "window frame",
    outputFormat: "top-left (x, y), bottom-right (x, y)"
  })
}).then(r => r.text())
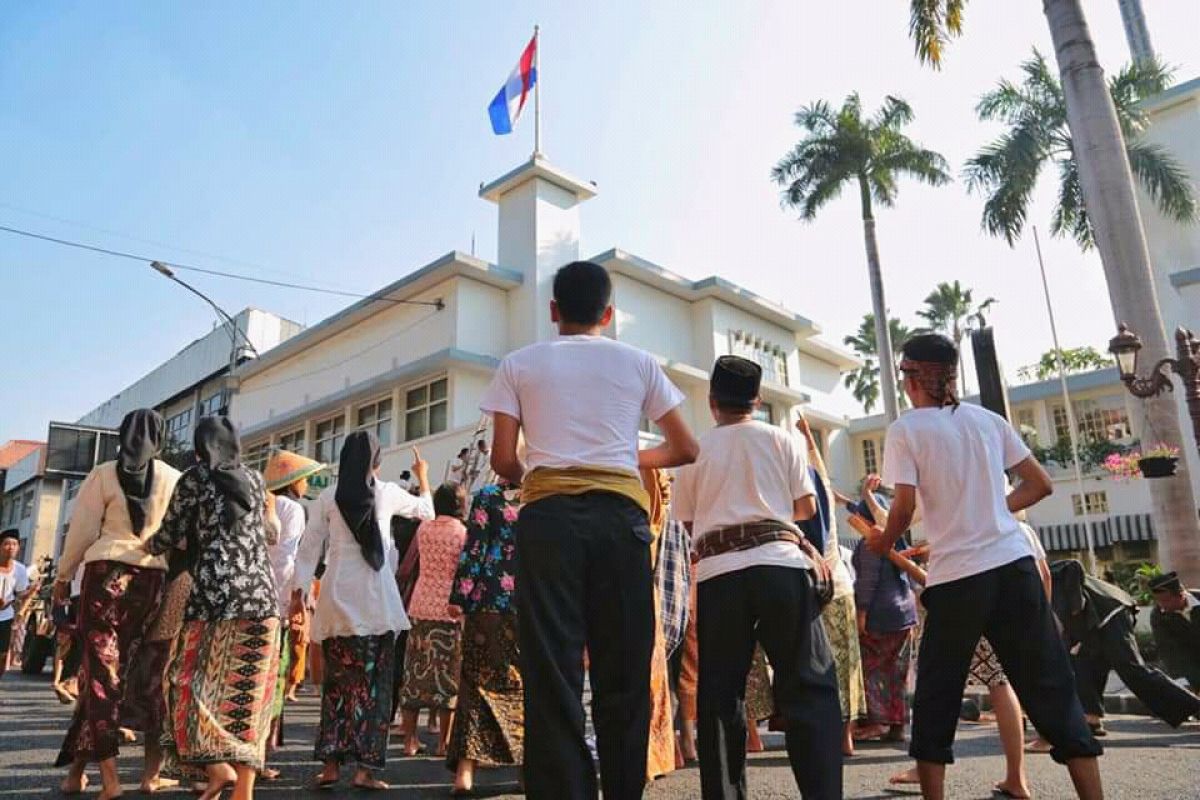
top-left (1071, 491), bottom-right (1109, 516)
top-left (861, 438), bottom-right (879, 476)
top-left (314, 414), bottom-right (347, 466)
top-left (356, 396), bottom-right (395, 447)
top-left (242, 441), bottom-right (270, 474)
top-left (277, 428), bottom-right (306, 456)
top-left (164, 408), bottom-right (194, 447)
top-left (728, 330), bottom-right (789, 386)
top-left (402, 377), bottom-right (449, 443)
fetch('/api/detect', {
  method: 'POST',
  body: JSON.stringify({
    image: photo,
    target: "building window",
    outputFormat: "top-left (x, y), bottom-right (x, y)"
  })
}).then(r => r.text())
top-left (65, 480), bottom-right (81, 501)
top-left (199, 392), bottom-right (225, 417)
top-left (1052, 398), bottom-right (1131, 444)
top-left (21, 488), bottom-right (34, 519)
top-left (357, 398), bottom-right (394, 447)
top-left (1071, 491), bottom-right (1109, 516)
top-left (1015, 407), bottom-right (1037, 444)
top-left (751, 404), bottom-right (775, 425)
top-left (277, 428), bottom-right (306, 456)
top-left (4, 497), bottom-right (16, 525)
top-left (404, 378), bottom-right (448, 442)
top-left (861, 439), bottom-right (879, 476)
top-left (729, 331), bottom-right (789, 386)
top-left (243, 442), bottom-right (270, 474)
top-left (165, 409), bottom-right (193, 447)
top-left (315, 415), bottom-right (347, 465)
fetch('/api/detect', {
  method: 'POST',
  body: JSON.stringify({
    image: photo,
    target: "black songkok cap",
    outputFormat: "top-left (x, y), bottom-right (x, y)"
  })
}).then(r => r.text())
top-left (1149, 571), bottom-right (1183, 594)
top-left (710, 356), bottom-right (762, 406)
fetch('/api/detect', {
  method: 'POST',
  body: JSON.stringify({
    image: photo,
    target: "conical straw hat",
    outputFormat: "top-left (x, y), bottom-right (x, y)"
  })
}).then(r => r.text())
top-left (264, 450), bottom-right (326, 492)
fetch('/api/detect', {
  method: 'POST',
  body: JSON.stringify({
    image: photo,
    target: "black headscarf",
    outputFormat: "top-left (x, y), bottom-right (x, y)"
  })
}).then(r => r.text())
top-left (194, 416), bottom-right (256, 527)
top-left (116, 409), bottom-right (165, 534)
top-left (335, 430), bottom-right (385, 571)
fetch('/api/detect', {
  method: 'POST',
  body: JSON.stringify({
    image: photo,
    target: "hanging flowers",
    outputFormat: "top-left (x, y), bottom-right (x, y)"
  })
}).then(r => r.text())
top-left (1102, 443), bottom-right (1181, 480)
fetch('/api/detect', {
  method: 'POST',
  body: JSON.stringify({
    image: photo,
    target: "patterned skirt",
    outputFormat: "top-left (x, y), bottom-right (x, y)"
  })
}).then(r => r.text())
top-left (162, 618), bottom-right (280, 776)
top-left (446, 613), bottom-right (524, 769)
top-left (316, 632), bottom-right (395, 769)
top-left (967, 637), bottom-right (1008, 688)
top-left (647, 601), bottom-right (676, 781)
top-left (400, 619), bottom-right (463, 710)
top-left (859, 628), bottom-right (913, 726)
top-left (56, 561), bottom-right (165, 767)
top-left (821, 593), bottom-right (867, 723)
top-left (745, 645), bottom-right (774, 722)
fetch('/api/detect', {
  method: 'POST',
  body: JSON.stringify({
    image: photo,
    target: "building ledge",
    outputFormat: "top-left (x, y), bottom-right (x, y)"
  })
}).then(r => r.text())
top-left (479, 155), bottom-right (598, 202)
top-left (1169, 266), bottom-right (1200, 289)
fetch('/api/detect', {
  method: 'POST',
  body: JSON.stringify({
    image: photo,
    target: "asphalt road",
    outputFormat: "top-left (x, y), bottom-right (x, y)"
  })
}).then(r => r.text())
top-left (2, 672), bottom-right (1198, 799)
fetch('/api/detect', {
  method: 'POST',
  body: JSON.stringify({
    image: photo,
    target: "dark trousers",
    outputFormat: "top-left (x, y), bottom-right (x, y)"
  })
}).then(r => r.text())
top-left (697, 565), bottom-right (842, 800)
top-left (515, 493), bottom-right (656, 800)
top-left (912, 557), bottom-right (1102, 766)
top-left (1074, 611), bottom-right (1200, 727)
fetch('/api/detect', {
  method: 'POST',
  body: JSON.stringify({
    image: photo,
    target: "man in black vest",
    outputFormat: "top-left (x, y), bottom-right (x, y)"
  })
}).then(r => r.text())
top-left (1149, 571), bottom-right (1200, 692)
top-left (1050, 560), bottom-right (1200, 729)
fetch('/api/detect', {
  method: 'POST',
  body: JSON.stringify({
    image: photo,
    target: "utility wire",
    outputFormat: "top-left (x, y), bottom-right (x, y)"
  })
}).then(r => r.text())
top-left (0, 223), bottom-right (444, 309)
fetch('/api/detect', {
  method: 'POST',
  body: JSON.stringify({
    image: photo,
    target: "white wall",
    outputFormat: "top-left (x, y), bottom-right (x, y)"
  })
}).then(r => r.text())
top-left (454, 279), bottom-right (511, 359)
top-left (612, 274), bottom-right (695, 365)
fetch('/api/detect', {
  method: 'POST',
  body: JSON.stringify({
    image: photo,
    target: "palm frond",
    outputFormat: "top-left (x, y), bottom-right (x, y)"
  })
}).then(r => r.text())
top-left (1128, 141), bottom-right (1198, 224)
top-left (1050, 155), bottom-right (1093, 248)
top-left (964, 122), bottom-right (1048, 245)
top-left (909, 0), bottom-right (968, 69)
top-left (874, 96), bottom-right (915, 130)
top-left (793, 100), bottom-right (838, 135)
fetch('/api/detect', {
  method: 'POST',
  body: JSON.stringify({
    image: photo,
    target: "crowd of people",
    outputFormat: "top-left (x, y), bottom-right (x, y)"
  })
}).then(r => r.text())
top-left (12, 259), bottom-right (1200, 799)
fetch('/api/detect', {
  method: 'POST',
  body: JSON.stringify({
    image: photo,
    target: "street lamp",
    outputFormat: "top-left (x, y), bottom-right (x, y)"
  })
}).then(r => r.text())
top-left (1107, 322), bottom-right (1200, 455)
top-left (150, 261), bottom-right (260, 414)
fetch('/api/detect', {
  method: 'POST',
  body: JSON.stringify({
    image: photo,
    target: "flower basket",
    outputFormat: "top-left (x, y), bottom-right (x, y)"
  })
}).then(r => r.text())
top-left (1137, 455), bottom-right (1178, 479)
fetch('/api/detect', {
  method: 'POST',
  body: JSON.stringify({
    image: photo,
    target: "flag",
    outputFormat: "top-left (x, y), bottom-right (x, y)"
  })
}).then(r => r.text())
top-left (488, 34), bottom-right (537, 135)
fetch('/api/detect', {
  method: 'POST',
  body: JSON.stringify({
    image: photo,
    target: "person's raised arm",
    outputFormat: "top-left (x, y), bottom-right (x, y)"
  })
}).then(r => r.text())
top-left (1007, 456), bottom-right (1053, 515)
top-left (489, 413), bottom-right (525, 486)
top-left (638, 407), bottom-right (700, 471)
top-left (866, 484), bottom-right (916, 556)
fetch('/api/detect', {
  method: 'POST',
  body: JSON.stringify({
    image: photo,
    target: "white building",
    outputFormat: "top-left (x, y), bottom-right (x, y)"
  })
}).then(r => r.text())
top-left (839, 368), bottom-right (1161, 567)
top-left (0, 444), bottom-right (62, 565)
top-left (229, 157), bottom-right (861, 488)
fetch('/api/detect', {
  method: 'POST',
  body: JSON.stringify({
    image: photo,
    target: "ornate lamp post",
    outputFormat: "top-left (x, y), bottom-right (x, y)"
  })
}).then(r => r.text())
top-left (1108, 323), bottom-right (1200, 455)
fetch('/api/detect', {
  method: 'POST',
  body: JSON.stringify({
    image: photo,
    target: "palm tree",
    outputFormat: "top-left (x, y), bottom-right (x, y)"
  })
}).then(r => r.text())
top-left (907, 0), bottom-right (1200, 583)
top-left (966, 50), bottom-right (1195, 248)
top-left (916, 280), bottom-right (996, 393)
top-left (773, 94), bottom-right (950, 422)
top-left (843, 314), bottom-right (911, 415)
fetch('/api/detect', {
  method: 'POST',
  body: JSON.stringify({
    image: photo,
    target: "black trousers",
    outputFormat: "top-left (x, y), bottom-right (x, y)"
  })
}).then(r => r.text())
top-left (697, 565), bottom-right (842, 800)
top-left (912, 557), bottom-right (1102, 766)
top-left (515, 492), bottom-right (655, 800)
top-left (1073, 610), bottom-right (1200, 727)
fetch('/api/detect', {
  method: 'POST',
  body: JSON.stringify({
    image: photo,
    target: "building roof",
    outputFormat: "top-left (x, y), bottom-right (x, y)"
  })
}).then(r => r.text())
top-left (1140, 75), bottom-right (1200, 114)
top-left (0, 440), bottom-right (45, 470)
top-left (236, 251), bottom-right (522, 383)
top-left (592, 249), bottom-right (861, 370)
top-left (479, 155), bottom-right (598, 203)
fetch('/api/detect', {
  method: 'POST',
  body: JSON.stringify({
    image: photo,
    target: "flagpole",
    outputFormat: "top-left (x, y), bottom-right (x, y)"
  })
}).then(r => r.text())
top-left (533, 25), bottom-right (542, 158)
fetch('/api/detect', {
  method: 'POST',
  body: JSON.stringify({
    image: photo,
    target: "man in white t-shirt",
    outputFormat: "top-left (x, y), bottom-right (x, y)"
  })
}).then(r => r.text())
top-left (862, 333), bottom-right (1102, 800)
top-left (0, 529), bottom-right (34, 680)
top-left (673, 356), bottom-right (841, 800)
top-left (479, 261), bottom-right (699, 800)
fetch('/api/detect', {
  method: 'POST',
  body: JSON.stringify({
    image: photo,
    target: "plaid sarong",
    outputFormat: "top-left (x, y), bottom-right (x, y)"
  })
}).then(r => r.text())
top-left (656, 518), bottom-right (691, 657)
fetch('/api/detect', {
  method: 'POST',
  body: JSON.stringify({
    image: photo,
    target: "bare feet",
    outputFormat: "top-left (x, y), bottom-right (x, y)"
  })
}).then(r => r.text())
top-left (61, 773), bottom-right (89, 795)
top-left (1024, 737), bottom-right (1053, 754)
top-left (853, 722), bottom-right (890, 741)
top-left (139, 776), bottom-right (179, 794)
top-left (889, 766), bottom-right (920, 785)
top-left (351, 769), bottom-right (389, 790)
top-left (994, 780), bottom-right (1032, 799)
top-left (199, 764), bottom-right (236, 800)
top-left (53, 683), bottom-right (76, 705)
top-left (453, 758), bottom-right (475, 795)
top-left (119, 727), bottom-right (138, 743)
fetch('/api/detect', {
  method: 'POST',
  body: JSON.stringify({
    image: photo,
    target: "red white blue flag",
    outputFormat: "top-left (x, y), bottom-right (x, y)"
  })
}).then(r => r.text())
top-left (488, 34), bottom-right (537, 135)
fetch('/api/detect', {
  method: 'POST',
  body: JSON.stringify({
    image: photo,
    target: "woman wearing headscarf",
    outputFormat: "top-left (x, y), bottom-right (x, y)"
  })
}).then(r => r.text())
top-left (54, 409), bottom-right (180, 800)
top-left (293, 432), bottom-right (433, 791)
top-left (144, 416), bottom-right (280, 800)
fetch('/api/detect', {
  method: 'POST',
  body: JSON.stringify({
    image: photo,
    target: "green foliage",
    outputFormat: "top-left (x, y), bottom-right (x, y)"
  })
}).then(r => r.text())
top-left (966, 50), bottom-right (1196, 250)
top-left (842, 313), bottom-right (911, 414)
top-left (909, 0), bottom-right (968, 68)
top-left (158, 437), bottom-right (196, 472)
top-left (1017, 346), bottom-right (1113, 382)
top-left (1030, 436), bottom-right (1129, 474)
top-left (1108, 561), bottom-right (1163, 606)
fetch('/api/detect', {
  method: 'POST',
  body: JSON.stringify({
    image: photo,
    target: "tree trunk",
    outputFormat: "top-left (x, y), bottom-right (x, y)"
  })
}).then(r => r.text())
top-left (1045, 0), bottom-right (1200, 584)
top-left (860, 178), bottom-right (900, 422)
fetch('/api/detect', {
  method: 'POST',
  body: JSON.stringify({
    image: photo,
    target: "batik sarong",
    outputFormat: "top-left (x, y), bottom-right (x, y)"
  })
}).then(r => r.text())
top-left (745, 645), bottom-right (775, 722)
top-left (315, 632), bottom-right (396, 769)
top-left (399, 619), bottom-right (462, 710)
top-left (163, 618), bottom-right (280, 776)
top-left (967, 636), bottom-right (1008, 688)
top-left (446, 612), bottom-right (524, 769)
top-left (55, 560), bottom-right (165, 766)
top-left (860, 628), bottom-right (913, 726)
top-left (822, 593), bottom-right (867, 722)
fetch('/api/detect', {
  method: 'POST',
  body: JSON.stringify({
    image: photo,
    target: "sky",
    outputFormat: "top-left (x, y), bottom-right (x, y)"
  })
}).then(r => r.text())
top-left (2, 1), bottom-right (1198, 443)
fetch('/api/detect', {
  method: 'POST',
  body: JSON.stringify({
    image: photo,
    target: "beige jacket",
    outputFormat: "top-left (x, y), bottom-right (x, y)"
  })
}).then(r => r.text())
top-left (57, 460), bottom-right (182, 579)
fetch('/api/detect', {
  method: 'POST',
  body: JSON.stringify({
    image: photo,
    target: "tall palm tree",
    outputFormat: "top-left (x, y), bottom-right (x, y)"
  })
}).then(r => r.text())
top-left (916, 280), bottom-right (996, 393)
top-left (843, 313), bottom-right (911, 414)
top-left (773, 94), bottom-right (950, 422)
top-left (907, 0), bottom-right (1200, 582)
top-left (966, 50), bottom-right (1195, 248)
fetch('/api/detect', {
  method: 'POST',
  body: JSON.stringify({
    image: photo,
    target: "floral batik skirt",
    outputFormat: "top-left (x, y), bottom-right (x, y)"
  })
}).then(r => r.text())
top-left (821, 593), bottom-right (867, 723)
top-left (162, 618), bottom-right (281, 777)
top-left (55, 560), bottom-right (165, 767)
top-left (446, 612), bottom-right (524, 770)
top-left (316, 632), bottom-right (396, 769)
top-left (399, 619), bottom-right (463, 710)
top-left (745, 645), bottom-right (775, 723)
top-left (967, 636), bottom-right (1008, 688)
top-left (859, 627), bottom-right (914, 726)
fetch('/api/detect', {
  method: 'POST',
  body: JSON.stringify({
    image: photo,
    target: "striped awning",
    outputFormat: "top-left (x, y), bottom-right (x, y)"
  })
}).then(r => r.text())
top-left (1035, 513), bottom-right (1156, 553)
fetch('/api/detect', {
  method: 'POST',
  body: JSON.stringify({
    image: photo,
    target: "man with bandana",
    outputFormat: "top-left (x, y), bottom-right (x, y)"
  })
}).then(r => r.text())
top-left (860, 333), bottom-right (1103, 800)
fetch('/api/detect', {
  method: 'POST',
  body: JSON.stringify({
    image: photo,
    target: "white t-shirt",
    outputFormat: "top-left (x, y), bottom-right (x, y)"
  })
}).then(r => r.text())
top-left (673, 420), bottom-right (816, 583)
top-left (479, 335), bottom-right (685, 474)
top-left (881, 403), bottom-right (1034, 587)
top-left (269, 494), bottom-right (307, 616)
top-left (0, 561), bottom-right (31, 622)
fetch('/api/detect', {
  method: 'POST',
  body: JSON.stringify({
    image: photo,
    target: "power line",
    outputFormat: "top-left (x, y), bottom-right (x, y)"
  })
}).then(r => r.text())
top-left (0, 223), bottom-right (444, 309)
